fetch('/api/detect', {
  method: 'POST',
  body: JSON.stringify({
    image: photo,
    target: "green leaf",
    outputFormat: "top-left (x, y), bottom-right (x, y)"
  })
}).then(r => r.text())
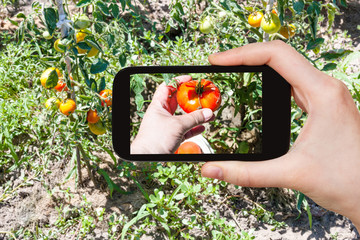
top-left (110, 3), bottom-right (120, 18)
top-left (97, 168), bottom-right (130, 197)
top-left (322, 63), bottom-right (337, 71)
top-left (121, 205), bottom-right (150, 240)
top-left (320, 49), bottom-right (352, 60)
top-left (99, 77), bottom-right (106, 93)
top-left (105, 34), bottom-right (115, 48)
top-left (131, 176), bottom-right (150, 201)
top-left (119, 0), bottom-right (126, 11)
top-left (77, 42), bottom-right (92, 50)
top-left (306, 38), bottom-right (324, 50)
top-left (7, 17), bottom-right (19, 26)
top-left (96, 1), bottom-right (110, 16)
top-left (76, 0), bottom-right (92, 8)
top-left (85, 36), bottom-right (102, 52)
top-left (339, 0), bottom-right (347, 7)
top-left (6, 139), bottom-right (19, 163)
top-left (296, 192), bottom-right (305, 212)
top-left (90, 58), bottom-right (109, 74)
top-left (43, 7), bottom-right (58, 36)
top-left (293, 0), bottom-right (304, 14)
top-left (16, 12), bottom-right (26, 19)
top-left (45, 69), bottom-right (59, 88)
top-left (90, 79), bottom-right (97, 92)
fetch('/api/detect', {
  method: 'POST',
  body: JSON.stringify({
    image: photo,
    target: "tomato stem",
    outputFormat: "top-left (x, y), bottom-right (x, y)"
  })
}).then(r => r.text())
top-left (196, 80), bottom-right (204, 109)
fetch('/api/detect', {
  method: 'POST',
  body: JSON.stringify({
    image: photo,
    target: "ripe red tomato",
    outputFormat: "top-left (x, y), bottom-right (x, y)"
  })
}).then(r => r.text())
top-left (176, 79), bottom-right (221, 113)
top-left (53, 79), bottom-right (68, 92)
top-left (175, 141), bottom-right (202, 154)
top-left (99, 89), bottom-right (112, 107)
top-left (248, 11), bottom-right (263, 28)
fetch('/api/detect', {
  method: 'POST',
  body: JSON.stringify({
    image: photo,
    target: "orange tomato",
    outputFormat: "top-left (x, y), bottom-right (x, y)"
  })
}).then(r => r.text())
top-left (59, 99), bottom-right (76, 116)
top-left (99, 89), bottom-right (112, 107)
top-left (40, 67), bottom-right (62, 88)
top-left (175, 142), bottom-right (202, 154)
top-left (248, 11), bottom-right (263, 28)
top-left (53, 76), bottom-right (73, 92)
top-left (87, 109), bottom-right (100, 123)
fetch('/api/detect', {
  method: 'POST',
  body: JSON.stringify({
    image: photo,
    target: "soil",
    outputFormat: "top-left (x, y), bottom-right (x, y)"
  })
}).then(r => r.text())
top-left (1, 0), bottom-right (360, 239)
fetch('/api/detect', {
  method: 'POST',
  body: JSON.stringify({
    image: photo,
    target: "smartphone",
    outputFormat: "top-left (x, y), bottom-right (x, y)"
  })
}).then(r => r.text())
top-left (113, 65), bottom-right (291, 161)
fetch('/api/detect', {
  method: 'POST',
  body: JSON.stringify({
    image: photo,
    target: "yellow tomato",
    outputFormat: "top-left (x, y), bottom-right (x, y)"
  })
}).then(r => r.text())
top-left (75, 32), bottom-right (99, 57)
top-left (54, 39), bottom-right (66, 53)
top-left (248, 12), bottom-right (263, 28)
top-left (59, 99), bottom-right (77, 116)
top-left (40, 67), bottom-right (62, 88)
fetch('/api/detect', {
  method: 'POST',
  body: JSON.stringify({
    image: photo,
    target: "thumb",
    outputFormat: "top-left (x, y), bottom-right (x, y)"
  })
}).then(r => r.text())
top-left (177, 108), bottom-right (214, 133)
top-left (201, 156), bottom-right (297, 189)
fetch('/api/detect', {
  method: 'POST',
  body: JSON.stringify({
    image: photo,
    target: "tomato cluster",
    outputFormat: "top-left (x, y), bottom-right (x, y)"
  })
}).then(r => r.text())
top-left (247, 10), bottom-right (296, 38)
top-left (40, 67), bottom-right (112, 135)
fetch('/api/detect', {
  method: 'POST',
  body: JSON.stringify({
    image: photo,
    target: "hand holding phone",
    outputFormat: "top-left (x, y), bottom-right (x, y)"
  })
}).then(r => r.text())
top-left (201, 40), bottom-right (360, 232)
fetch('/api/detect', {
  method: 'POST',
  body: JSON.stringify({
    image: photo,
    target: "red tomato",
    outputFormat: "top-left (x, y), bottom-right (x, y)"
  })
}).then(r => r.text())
top-left (99, 89), bottom-right (112, 107)
top-left (53, 79), bottom-right (68, 92)
top-left (175, 141), bottom-right (202, 154)
top-left (176, 79), bottom-right (221, 113)
top-left (53, 76), bottom-right (73, 92)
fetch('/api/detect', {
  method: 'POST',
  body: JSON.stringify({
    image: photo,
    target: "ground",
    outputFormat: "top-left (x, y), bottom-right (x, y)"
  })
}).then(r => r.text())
top-left (0, 0), bottom-right (360, 239)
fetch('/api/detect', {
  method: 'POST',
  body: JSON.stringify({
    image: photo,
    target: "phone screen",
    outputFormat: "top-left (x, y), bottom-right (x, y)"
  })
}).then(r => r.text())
top-left (130, 72), bottom-right (262, 154)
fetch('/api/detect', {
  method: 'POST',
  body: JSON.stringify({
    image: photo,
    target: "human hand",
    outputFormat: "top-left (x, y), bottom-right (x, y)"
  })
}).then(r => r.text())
top-left (131, 75), bottom-right (215, 154)
top-left (201, 40), bottom-right (360, 230)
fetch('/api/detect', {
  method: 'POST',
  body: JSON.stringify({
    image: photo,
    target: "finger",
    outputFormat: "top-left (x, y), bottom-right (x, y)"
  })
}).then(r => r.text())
top-left (184, 125), bottom-right (205, 140)
top-left (176, 108), bottom-right (214, 133)
top-left (201, 154), bottom-right (297, 189)
top-left (175, 75), bottom-right (192, 84)
top-left (208, 40), bottom-right (327, 111)
top-left (152, 82), bottom-right (172, 103)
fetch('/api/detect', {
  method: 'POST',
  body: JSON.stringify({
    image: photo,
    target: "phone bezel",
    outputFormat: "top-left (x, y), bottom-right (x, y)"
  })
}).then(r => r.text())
top-left (113, 65), bottom-right (291, 161)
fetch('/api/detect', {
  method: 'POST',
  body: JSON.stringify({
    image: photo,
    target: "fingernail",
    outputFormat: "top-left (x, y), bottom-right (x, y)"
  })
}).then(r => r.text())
top-left (202, 108), bottom-right (213, 121)
top-left (202, 165), bottom-right (224, 180)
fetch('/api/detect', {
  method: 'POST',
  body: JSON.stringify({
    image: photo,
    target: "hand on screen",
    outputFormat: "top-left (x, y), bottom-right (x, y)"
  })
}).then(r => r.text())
top-left (201, 40), bottom-right (360, 231)
top-left (131, 75), bottom-right (214, 154)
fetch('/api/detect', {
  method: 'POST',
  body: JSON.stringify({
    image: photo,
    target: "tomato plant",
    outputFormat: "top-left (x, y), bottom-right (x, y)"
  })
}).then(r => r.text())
top-left (177, 79), bottom-right (222, 113)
